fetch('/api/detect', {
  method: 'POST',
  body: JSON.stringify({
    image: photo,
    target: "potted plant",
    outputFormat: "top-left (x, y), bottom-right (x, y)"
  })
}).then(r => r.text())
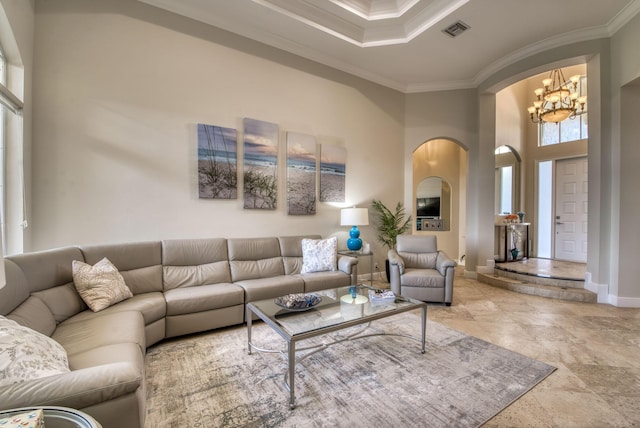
top-left (371, 200), bottom-right (412, 281)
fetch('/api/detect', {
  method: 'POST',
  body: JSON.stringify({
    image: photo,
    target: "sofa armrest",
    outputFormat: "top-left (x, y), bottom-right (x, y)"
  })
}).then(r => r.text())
top-left (435, 251), bottom-right (457, 277)
top-left (337, 255), bottom-right (358, 284)
top-left (436, 251), bottom-right (457, 305)
top-left (387, 249), bottom-right (404, 295)
top-left (0, 362), bottom-right (142, 411)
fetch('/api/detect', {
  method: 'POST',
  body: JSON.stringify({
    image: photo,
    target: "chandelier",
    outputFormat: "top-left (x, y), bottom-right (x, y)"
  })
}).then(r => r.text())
top-left (527, 68), bottom-right (587, 124)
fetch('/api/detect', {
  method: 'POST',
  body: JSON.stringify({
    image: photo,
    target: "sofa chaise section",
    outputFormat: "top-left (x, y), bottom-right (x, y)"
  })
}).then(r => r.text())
top-left (76, 241), bottom-right (167, 348)
top-left (1, 249), bottom-right (147, 428)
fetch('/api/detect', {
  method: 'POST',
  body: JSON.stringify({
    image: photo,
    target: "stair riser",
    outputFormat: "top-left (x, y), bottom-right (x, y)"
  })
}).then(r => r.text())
top-left (495, 268), bottom-right (585, 289)
top-left (477, 273), bottom-right (597, 303)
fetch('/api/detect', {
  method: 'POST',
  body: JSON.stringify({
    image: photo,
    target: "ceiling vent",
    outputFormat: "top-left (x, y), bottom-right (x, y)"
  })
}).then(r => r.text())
top-left (442, 21), bottom-right (470, 38)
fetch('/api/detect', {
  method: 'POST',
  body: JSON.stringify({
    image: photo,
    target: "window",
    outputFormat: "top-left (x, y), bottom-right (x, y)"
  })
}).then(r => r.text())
top-left (0, 43), bottom-right (6, 253)
top-left (537, 160), bottom-right (553, 258)
top-left (540, 75), bottom-right (588, 146)
top-left (0, 39), bottom-right (25, 255)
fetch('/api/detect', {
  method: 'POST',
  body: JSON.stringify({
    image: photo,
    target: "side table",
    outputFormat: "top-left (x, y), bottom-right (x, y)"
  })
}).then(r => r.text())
top-left (338, 250), bottom-right (374, 285)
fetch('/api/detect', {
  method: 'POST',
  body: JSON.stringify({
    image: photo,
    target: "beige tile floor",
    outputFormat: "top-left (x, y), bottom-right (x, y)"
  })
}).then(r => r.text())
top-left (376, 269), bottom-right (640, 427)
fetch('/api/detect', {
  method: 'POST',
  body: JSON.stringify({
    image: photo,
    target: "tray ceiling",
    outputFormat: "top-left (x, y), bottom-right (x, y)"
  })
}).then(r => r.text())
top-left (138, 0), bottom-right (640, 93)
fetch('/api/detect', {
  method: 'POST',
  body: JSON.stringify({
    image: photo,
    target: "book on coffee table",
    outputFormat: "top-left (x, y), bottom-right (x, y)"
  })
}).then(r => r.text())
top-left (368, 289), bottom-right (395, 303)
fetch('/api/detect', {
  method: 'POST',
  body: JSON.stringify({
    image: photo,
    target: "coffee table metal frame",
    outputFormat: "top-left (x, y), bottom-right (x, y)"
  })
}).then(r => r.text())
top-left (246, 285), bottom-right (427, 409)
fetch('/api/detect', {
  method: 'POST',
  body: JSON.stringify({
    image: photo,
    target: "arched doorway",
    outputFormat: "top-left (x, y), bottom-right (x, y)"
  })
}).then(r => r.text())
top-left (412, 139), bottom-right (467, 263)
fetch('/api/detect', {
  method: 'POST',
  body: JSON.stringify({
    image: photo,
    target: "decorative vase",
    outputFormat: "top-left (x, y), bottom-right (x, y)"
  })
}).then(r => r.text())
top-left (517, 212), bottom-right (525, 223)
top-left (510, 248), bottom-right (520, 261)
top-left (346, 226), bottom-right (363, 251)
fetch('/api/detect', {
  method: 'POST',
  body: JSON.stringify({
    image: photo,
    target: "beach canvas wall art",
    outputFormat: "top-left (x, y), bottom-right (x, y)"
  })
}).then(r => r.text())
top-left (286, 132), bottom-right (317, 215)
top-left (197, 124), bottom-right (238, 199)
top-left (319, 143), bottom-right (346, 202)
top-left (243, 118), bottom-right (279, 209)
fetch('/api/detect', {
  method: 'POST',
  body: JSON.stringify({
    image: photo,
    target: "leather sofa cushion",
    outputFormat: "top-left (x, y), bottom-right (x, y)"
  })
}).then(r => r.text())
top-left (298, 271), bottom-right (352, 293)
top-left (80, 242), bottom-right (163, 294)
top-left (53, 311), bottom-right (146, 357)
top-left (65, 292), bottom-right (166, 327)
top-left (278, 235), bottom-right (321, 275)
top-left (163, 262), bottom-right (231, 290)
top-left (235, 275), bottom-right (304, 302)
top-left (164, 283), bottom-right (244, 316)
top-left (230, 258), bottom-right (284, 282)
top-left (7, 247), bottom-right (83, 293)
top-left (162, 238), bottom-right (228, 266)
top-left (0, 260), bottom-right (29, 316)
top-left (32, 283), bottom-right (86, 325)
top-left (7, 296), bottom-right (57, 336)
top-left (68, 342), bottom-right (143, 373)
top-left (228, 238), bottom-right (285, 281)
top-left (120, 265), bottom-right (164, 295)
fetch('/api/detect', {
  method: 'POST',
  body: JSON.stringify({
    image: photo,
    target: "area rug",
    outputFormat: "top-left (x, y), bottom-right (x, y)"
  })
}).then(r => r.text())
top-left (145, 312), bottom-right (555, 427)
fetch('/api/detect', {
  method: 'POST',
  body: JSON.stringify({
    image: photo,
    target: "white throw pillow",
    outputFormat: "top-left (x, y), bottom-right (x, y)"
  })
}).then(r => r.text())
top-left (301, 237), bottom-right (338, 274)
top-left (0, 316), bottom-right (70, 387)
top-left (72, 257), bottom-right (133, 312)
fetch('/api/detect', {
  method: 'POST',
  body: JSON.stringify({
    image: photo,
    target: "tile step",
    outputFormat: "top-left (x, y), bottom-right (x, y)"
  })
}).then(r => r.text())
top-left (494, 266), bottom-right (585, 289)
top-left (477, 272), bottom-right (597, 303)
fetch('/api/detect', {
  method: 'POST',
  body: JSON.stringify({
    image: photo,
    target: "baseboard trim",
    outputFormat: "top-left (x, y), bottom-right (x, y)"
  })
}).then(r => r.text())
top-left (585, 271), bottom-right (608, 303)
top-left (607, 295), bottom-right (640, 308)
top-left (586, 271), bottom-right (640, 307)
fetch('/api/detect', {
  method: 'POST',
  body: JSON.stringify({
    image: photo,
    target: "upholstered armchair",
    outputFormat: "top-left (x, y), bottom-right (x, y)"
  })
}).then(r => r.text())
top-left (388, 235), bottom-right (457, 306)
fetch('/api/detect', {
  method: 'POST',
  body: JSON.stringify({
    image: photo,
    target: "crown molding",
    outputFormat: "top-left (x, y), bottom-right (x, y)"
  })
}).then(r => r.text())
top-left (252, 0), bottom-right (469, 47)
top-left (137, 0), bottom-right (640, 94)
top-left (608, 0), bottom-right (640, 35)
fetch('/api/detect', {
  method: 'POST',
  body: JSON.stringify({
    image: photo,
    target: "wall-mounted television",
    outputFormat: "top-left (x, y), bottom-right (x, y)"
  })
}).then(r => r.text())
top-left (416, 197), bottom-right (440, 218)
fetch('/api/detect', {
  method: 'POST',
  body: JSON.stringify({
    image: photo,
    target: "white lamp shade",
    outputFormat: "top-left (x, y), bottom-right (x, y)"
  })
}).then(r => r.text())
top-left (340, 207), bottom-right (369, 226)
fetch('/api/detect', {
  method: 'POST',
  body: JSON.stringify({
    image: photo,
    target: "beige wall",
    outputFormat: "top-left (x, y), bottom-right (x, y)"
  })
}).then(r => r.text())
top-left (404, 89), bottom-right (476, 264)
top-left (611, 11), bottom-right (640, 304)
top-left (31, 0), bottom-right (404, 274)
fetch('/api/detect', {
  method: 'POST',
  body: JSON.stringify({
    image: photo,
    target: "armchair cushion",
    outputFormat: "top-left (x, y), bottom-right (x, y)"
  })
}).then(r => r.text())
top-left (398, 251), bottom-right (437, 269)
top-left (400, 269), bottom-right (445, 288)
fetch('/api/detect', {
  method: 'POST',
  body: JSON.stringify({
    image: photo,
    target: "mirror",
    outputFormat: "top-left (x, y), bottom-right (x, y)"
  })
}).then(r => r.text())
top-left (416, 176), bottom-right (451, 231)
top-left (495, 146), bottom-right (521, 214)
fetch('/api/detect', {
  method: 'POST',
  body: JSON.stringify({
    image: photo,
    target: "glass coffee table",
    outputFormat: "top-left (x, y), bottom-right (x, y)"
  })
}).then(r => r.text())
top-left (246, 285), bottom-right (427, 408)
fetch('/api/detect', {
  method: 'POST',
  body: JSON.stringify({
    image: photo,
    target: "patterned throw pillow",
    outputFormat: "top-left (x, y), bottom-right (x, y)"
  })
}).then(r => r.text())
top-left (0, 316), bottom-right (70, 387)
top-left (72, 257), bottom-right (133, 312)
top-left (300, 237), bottom-right (338, 274)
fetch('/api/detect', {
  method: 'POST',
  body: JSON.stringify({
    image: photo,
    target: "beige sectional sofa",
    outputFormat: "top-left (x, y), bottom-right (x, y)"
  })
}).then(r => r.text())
top-left (0, 235), bottom-right (357, 428)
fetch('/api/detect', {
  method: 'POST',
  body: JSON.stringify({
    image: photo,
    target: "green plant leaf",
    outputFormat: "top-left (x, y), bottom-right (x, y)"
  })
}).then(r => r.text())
top-left (371, 199), bottom-right (412, 250)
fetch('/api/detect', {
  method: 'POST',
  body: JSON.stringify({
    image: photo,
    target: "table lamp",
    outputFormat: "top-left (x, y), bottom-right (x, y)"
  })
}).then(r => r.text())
top-left (340, 207), bottom-right (369, 251)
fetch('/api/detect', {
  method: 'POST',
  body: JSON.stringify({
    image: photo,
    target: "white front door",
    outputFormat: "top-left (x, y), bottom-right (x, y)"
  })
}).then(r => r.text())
top-left (554, 157), bottom-right (588, 262)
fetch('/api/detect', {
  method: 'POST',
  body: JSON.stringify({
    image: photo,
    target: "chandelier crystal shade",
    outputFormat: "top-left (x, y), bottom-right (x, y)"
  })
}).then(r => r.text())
top-left (527, 68), bottom-right (587, 124)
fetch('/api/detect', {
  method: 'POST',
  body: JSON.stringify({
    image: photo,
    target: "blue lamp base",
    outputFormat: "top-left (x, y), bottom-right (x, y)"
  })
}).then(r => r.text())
top-left (346, 225), bottom-right (362, 251)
